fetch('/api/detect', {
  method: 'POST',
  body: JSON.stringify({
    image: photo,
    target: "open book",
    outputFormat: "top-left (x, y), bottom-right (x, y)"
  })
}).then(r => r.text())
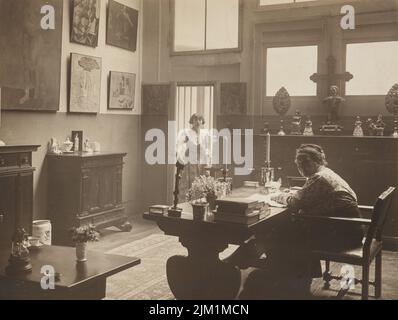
top-left (246, 192), bottom-right (287, 208)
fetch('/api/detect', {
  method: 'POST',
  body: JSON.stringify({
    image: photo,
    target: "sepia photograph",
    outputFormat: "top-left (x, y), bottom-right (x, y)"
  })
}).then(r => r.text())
top-left (1, 0), bottom-right (398, 306)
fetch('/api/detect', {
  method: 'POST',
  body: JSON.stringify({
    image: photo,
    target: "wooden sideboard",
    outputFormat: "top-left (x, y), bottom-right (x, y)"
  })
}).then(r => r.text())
top-left (254, 135), bottom-right (398, 249)
top-left (47, 152), bottom-right (131, 246)
top-left (0, 145), bottom-right (40, 249)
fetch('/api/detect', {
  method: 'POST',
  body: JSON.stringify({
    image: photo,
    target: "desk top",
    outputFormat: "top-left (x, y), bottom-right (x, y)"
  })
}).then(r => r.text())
top-left (0, 245), bottom-right (140, 289)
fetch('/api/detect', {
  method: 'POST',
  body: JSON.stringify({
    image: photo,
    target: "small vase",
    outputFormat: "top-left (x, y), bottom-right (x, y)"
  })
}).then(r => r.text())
top-left (76, 242), bottom-right (87, 262)
top-left (192, 203), bottom-right (209, 220)
top-left (206, 194), bottom-right (217, 212)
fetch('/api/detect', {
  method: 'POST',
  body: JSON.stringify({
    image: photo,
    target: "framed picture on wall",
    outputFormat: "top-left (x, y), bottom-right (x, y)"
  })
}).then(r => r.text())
top-left (106, 0), bottom-right (139, 52)
top-left (71, 0), bottom-right (100, 48)
top-left (69, 53), bottom-right (102, 114)
top-left (108, 71), bottom-right (136, 110)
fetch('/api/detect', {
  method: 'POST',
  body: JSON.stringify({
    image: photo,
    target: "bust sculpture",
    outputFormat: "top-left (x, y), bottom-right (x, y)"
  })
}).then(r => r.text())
top-left (290, 110), bottom-right (302, 135)
top-left (320, 85), bottom-right (344, 134)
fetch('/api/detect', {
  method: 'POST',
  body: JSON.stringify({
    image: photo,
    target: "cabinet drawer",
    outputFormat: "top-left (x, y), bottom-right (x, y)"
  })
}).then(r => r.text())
top-left (0, 154), bottom-right (18, 168)
top-left (82, 157), bottom-right (123, 168)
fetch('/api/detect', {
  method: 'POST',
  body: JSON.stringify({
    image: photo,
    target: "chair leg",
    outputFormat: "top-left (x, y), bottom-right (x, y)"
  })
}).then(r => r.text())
top-left (375, 252), bottom-right (382, 299)
top-left (362, 265), bottom-right (369, 300)
top-left (323, 260), bottom-right (331, 290)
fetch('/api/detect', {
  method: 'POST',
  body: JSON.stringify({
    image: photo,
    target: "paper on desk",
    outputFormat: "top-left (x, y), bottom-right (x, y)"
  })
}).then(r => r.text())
top-left (246, 192), bottom-right (287, 208)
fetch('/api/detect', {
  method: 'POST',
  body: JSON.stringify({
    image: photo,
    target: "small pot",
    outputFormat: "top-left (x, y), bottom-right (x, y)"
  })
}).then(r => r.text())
top-left (206, 194), bottom-right (217, 211)
top-left (192, 203), bottom-right (209, 220)
top-left (76, 242), bottom-right (87, 262)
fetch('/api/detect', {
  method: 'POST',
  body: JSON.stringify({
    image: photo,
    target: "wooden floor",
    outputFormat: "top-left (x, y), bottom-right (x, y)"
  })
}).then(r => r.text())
top-left (91, 216), bottom-right (398, 300)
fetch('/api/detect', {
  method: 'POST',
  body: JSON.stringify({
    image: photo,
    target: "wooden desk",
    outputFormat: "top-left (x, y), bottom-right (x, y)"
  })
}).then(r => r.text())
top-left (0, 246), bottom-right (140, 300)
top-left (143, 187), bottom-right (289, 300)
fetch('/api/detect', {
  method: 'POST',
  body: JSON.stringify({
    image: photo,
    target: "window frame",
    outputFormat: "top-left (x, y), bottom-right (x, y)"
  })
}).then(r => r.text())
top-left (264, 43), bottom-right (320, 99)
top-left (170, 0), bottom-right (243, 56)
top-left (256, 0), bottom-right (362, 11)
top-left (343, 37), bottom-right (398, 97)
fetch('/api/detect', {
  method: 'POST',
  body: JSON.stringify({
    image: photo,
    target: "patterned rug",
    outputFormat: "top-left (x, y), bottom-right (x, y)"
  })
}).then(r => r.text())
top-left (105, 233), bottom-right (398, 300)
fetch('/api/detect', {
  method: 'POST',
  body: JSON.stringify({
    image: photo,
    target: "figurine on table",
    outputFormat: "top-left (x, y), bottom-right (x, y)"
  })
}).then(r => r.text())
top-left (290, 110), bottom-right (302, 135)
top-left (303, 116), bottom-right (314, 136)
top-left (320, 85), bottom-right (344, 134)
top-left (353, 116), bottom-right (364, 137)
top-left (374, 114), bottom-right (386, 136)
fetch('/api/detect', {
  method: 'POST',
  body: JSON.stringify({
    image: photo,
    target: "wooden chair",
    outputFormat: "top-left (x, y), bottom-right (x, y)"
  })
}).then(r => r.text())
top-left (287, 176), bottom-right (307, 188)
top-left (298, 187), bottom-right (395, 300)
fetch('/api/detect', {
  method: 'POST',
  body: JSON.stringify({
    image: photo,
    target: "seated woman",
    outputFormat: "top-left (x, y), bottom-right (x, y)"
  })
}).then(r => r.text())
top-left (226, 144), bottom-right (364, 286)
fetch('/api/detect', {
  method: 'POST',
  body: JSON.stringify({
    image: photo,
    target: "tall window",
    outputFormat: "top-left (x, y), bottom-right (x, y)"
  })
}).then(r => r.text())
top-left (174, 0), bottom-right (240, 53)
top-left (259, 0), bottom-right (317, 5)
top-left (175, 85), bottom-right (214, 134)
top-left (266, 45), bottom-right (318, 97)
top-left (346, 41), bottom-right (398, 96)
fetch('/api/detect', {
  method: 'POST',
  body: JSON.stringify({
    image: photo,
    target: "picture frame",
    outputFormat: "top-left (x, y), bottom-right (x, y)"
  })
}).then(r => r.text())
top-left (108, 71), bottom-right (136, 110)
top-left (71, 0), bottom-right (100, 48)
top-left (106, 0), bottom-right (139, 52)
top-left (69, 53), bottom-right (102, 114)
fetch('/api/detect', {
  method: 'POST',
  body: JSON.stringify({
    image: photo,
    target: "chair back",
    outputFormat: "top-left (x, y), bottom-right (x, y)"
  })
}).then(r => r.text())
top-left (364, 187), bottom-right (395, 248)
top-left (287, 176), bottom-right (307, 188)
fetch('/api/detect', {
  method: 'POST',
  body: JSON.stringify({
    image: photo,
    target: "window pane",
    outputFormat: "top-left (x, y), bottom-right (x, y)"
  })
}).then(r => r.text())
top-left (346, 41), bottom-right (398, 96)
top-left (174, 0), bottom-right (205, 52)
top-left (206, 0), bottom-right (239, 50)
top-left (266, 46), bottom-right (318, 96)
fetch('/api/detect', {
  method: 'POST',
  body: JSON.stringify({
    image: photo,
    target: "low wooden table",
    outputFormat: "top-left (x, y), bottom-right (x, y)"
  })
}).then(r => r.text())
top-left (143, 187), bottom-right (289, 300)
top-left (0, 246), bottom-right (140, 300)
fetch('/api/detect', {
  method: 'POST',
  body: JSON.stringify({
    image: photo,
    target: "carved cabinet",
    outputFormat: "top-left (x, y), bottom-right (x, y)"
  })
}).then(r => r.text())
top-left (48, 152), bottom-right (131, 246)
top-left (0, 145), bottom-right (39, 249)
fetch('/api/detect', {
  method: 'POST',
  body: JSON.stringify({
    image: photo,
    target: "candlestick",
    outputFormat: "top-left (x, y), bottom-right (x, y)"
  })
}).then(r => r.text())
top-left (266, 133), bottom-right (271, 164)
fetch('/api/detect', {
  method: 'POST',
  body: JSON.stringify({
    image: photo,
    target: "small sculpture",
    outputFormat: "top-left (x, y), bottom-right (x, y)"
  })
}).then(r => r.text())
top-left (320, 85), bottom-right (344, 134)
top-left (74, 134), bottom-right (79, 152)
top-left (262, 122), bottom-right (270, 135)
top-left (365, 118), bottom-right (376, 136)
top-left (353, 116), bottom-right (364, 137)
top-left (278, 120), bottom-right (286, 136)
top-left (48, 138), bottom-right (62, 154)
top-left (393, 118), bottom-right (398, 138)
top-left (63, 137), bottom-right (73, 152)
top-left (374, 114), bottom-right (385, 136)
top-left (290, 110), bottom-right (302, 135)
top-left (84, 139), bottom-right (93, 153)
top-left (303, 116), bottom-right (314, 136)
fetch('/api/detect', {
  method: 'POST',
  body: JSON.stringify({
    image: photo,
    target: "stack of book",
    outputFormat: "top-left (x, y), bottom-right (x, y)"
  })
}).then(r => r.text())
top-left (214, 198), bottom-right (270, 224)
top-left (149, 205), bottom-right (169, 215)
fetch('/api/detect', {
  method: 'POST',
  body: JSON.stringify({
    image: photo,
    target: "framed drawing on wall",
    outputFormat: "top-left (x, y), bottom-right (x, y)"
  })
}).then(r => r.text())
top-left (106, 0), bottom-right (138, 52)
top-left (108, 71), bottom-right (136, 110)
top-left (71, 0), bottom-right (100, 48)
top-left (69, 53), bottom-right (102, 114)
top-left (0, 0), bottom-right (63, 111)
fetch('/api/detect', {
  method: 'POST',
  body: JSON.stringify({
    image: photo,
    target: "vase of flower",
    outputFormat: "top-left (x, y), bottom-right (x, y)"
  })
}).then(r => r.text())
top-left (75, 242), bottom-right (87, 262)
top-left (69, 224), bottom-right (99, 263)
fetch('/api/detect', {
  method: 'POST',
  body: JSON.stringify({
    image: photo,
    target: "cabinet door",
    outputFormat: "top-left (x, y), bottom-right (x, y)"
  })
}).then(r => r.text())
top-left (0, 175), bottom-right (16, 249)
top-left (99, 166), bottom-right (116, 210)
top-left (81, 169), bottom-right (101, 215)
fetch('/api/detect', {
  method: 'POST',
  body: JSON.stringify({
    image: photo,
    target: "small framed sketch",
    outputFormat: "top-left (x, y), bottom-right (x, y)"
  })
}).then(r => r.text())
top-left (71, 0), bottom-right (100, 47)
top-left (106, 0), bottom-right (139, 52)
top-left (108, 71), bottom-right (136, 110)
top-left (69, 53), bottom-right (102, 114)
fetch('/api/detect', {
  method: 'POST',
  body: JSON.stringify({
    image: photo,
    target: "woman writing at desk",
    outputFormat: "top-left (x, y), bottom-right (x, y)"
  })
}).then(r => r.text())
top-left (228, 144), bottom-right (364, 298)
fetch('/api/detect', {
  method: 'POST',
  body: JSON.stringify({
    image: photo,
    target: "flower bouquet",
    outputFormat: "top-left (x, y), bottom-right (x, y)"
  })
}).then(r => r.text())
top-left (69, 224), bottom-right (99, 262)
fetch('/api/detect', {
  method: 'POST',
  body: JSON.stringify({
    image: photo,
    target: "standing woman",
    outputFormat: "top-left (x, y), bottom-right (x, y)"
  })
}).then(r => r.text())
top-left (176, 113), bottom-right (211, 202)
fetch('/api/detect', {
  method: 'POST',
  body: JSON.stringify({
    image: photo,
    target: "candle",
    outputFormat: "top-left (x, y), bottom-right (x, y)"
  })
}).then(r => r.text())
top-left (266, 133), bottom-right (271, 164)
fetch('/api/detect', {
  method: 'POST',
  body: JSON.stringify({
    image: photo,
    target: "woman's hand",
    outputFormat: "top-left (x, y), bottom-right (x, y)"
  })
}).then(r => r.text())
top-left (271, 192), bottom-right (292, 206)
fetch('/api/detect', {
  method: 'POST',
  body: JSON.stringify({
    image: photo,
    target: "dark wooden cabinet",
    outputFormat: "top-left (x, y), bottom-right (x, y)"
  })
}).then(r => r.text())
top-left (47, 152), bottom-right (131, 246)
top-left (254, 135), bottom-right (398, 249)
top-left (0, 145), bottom-right (39, 249)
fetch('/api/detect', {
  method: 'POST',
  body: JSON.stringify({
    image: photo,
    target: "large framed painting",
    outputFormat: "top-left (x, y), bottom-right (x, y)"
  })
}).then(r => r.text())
top-left (69, 53), bottom-right (102, 114)
top-left (71, 0), bottom-right (100, 47)
top-left (108, 71), bottom-right (136, 110)
top-left (106, 0), bottom-right (139, 52)
top-left (0, 0), bottom-right (63, 111)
